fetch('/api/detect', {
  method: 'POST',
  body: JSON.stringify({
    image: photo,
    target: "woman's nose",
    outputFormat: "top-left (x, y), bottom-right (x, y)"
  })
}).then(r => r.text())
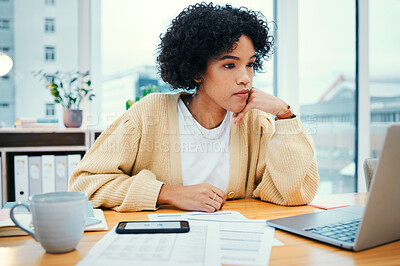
top-left (237, 68), bottom-right (252, 85)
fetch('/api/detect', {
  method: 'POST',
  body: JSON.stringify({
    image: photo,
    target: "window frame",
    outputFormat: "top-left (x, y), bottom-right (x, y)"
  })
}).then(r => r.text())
top-left (44, 46), bottom-right (56, 62)
top-left (0, 18), bottom-right (11, 30)
top-left (44, 18), bottom-right (55, 33)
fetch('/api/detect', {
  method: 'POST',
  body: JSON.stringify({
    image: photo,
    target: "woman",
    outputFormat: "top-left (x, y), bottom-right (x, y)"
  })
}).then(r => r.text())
top-left (69, 3), bottom-right (319, 212)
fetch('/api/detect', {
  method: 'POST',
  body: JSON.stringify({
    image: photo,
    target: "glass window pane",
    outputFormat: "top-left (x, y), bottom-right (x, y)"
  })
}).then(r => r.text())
top-left (298, 0), bottom-right (356, 194)
top-left (100, 1), bottom-right (274, 127)
top-left (0, 0), bottom-right (78, 128)
top-left (369, 0), bottom-right (400, 159)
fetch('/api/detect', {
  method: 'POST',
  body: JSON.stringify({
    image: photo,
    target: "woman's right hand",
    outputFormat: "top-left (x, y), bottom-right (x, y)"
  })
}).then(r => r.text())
top-left (157, 183), bottom-right (226, 212)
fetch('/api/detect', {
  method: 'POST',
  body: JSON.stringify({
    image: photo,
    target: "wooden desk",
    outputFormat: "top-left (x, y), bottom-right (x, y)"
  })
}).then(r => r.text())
top-left (1, 193), bottom-right (399, 266)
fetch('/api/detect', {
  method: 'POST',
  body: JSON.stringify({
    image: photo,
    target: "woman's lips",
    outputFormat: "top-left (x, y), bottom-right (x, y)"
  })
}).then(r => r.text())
top-left (234, 90), bottom-right (249, 98)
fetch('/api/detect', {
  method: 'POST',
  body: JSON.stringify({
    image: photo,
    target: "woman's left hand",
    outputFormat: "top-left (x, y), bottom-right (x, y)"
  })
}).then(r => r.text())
top-left (233, 87), bottom-right (288, 126)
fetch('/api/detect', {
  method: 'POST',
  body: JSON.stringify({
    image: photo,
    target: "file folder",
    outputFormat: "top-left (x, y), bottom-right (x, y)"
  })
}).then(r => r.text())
top-left (14, 155), bottom-right (29, 201)
top-left (41, 155), bottom-right (55, 193)
top-left (55, 155), bottom-right (68, 192)
top-left (67, 154), bottom-right (81, 181)
top-left (28, 156), bottom-right (42, 197)
top-left (0, 155), bottom-right (2, 207)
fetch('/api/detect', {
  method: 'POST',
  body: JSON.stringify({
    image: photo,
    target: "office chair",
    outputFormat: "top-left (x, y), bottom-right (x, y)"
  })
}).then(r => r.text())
top-left (363, 158), bottom-right (378, 192)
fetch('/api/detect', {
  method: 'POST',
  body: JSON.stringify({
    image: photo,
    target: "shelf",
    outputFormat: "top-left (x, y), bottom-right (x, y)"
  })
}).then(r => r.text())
top-left (1, 146), bottom-right (87, 152)
top-left (0, 129), bottom-right (99, 205)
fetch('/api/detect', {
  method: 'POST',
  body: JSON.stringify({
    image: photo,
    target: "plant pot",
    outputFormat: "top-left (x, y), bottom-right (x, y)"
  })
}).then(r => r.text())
top-left (63, 109), bottom-right (83, 128)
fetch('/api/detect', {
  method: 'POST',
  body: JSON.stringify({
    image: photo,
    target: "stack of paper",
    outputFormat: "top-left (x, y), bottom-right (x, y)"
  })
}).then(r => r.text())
top-left (78, 223), bottom-right (220, 266)
top-left (15, 118), bottom-right (59, 129)
top-left (79, 211), bottom-right (281, 266)
top-left (149, 211), bottom-right (282, 266)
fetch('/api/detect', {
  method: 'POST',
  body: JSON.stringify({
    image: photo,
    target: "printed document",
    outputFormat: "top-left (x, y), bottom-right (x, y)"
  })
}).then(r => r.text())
top-left (149, 211), bottom-right (278, 266)
top-left (78, 223), bottom-right (220, 266)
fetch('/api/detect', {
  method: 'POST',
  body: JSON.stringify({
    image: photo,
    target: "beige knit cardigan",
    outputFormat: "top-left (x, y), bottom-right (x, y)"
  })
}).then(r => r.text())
top-left (69, 92), bottom-right (320, 211)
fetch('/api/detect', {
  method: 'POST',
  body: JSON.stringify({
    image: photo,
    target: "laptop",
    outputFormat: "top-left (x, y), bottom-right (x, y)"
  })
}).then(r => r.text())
top-left (267, 124), bottom-right (400, 251)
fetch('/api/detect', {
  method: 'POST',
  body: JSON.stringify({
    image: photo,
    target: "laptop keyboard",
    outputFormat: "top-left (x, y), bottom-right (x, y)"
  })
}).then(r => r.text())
top-left (304, 219), bottom-right (361, 243)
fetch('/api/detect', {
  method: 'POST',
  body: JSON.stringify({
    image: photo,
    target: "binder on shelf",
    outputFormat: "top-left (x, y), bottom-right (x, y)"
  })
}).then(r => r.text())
top-left (41, 155), bottom-right (55, 193)
top-left (14, 155), bottom-right (29, 201)
top-left (55, 155), bottom-right (68, 192)
top-left (0, 155), bottom-right (2, 207)
top-left (67, 154), bottom-right (82, 181)
top-left (28, 156), bottom-right (42, 197)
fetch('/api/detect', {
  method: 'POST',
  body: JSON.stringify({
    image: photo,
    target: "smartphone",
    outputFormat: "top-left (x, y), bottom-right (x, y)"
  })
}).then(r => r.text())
top-left (115, 220), bottom-right (190, 234)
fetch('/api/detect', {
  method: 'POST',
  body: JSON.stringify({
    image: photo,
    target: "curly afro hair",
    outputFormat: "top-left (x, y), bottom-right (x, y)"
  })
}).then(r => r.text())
top-left (157, 2), bottom-right (274, 91)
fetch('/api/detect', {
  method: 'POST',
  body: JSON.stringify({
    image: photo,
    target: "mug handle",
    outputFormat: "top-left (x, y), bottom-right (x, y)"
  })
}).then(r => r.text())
top-left (10, 203), bottom-right (37, 241)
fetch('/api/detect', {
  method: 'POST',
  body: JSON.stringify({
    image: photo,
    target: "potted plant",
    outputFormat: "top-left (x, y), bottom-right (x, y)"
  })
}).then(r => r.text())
top-left (34, 70), bottom-right (95, 128)
top-left (126, 85), bottom-right (162, 110)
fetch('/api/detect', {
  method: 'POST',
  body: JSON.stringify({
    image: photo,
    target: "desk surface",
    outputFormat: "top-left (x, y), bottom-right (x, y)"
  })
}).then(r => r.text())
top-left (1, 193), bottom-right (399, 266)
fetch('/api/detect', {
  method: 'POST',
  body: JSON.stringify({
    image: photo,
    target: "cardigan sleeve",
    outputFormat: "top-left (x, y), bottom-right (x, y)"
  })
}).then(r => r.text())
top-left (68, 111), bottom-right (164, 212)
top-left (252, 116), bottom-right (320, 206)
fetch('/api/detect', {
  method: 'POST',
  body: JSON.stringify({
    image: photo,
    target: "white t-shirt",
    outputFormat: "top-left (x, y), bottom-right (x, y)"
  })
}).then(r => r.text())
top-left (177, 98), bottom-right (231, 192)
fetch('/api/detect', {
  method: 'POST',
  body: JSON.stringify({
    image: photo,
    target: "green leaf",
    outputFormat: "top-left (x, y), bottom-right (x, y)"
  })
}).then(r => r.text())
top-left (89, 94), bottom-right (95, 101)
top-left (126, 100), bottom-right (133, 110)
top-left (135, 96), bottom-right (140, 102)
top-left (60, 82), bottom-right (63, 88)
top-left (51, 88), bottom-right (59, 97)
top-left (54, 99), bottom-right (60, 103)
top-left (86, 80), bottom-right (91, 86)
top-left (70, 77), bottom-right (77, 84)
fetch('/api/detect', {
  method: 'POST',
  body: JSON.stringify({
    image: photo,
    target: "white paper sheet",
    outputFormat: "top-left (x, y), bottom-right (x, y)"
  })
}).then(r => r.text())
top-left (218, 220), bottom-right (275, 265)
top-left (148, 210), bottom-right (248, 222)
top-left (149, 211), bottom-right (283, 247)
top-left (149, 212), bottom-right (279, 266)
top-left (78, 223), bottom-right (220, 266)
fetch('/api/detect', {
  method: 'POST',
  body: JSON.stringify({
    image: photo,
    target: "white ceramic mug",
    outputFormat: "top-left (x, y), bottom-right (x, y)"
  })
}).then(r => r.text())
top-left (10, 192), bottom-right (88, 254)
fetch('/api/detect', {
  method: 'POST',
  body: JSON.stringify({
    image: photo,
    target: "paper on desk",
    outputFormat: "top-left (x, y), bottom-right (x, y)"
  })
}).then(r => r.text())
top-left (149, 211), bottom-right (283, 247)
top-left (150, 212), bottom-right (280, 265)
top-left (218, 220), bottom-right (275, 266)
top-left (78, 223), bottom-right (220, 266)
top-left (148, 210), bottom-right (247, 222)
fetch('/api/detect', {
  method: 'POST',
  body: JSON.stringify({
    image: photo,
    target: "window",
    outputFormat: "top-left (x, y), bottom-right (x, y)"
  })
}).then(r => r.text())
top-left (45, 46), bottom-right (55, 61)
top-left (0, 103), bottom-right (10, 108)
top-left (298, 0), bottom-right (356, 194)
top-left (46, 103), bottom-right (55, 116)
top-left (0, 18), bottom-right (10, 30)
top-left (45, 18), bottom-right (55, 33)
top-left (369, 0), bottom-right (400, 158)
top-left (45, 0), bottom-right (55, 5)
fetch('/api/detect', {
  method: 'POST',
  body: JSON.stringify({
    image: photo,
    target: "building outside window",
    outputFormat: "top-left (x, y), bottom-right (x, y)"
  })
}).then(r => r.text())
top-left (45, 46), bottom-right (55, 61)
top-left (45, 0), bottom-right (55, 6)
top-left (45, 103), bottom-right (55, 117)
top-left (0, 18), bottom-right (10, 29)
top-left (45, 18), bottom-right (55, 33)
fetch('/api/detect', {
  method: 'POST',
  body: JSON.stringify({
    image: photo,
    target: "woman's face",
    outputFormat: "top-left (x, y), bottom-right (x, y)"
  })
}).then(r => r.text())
top-left (198, 35), bottom-right (256, 113)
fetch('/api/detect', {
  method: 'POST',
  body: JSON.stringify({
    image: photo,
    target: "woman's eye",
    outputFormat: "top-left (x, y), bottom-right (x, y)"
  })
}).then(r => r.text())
top-left (224, 63), bottom-right (235, 69)
top-left (247, 62), bottom-right (255, 68)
